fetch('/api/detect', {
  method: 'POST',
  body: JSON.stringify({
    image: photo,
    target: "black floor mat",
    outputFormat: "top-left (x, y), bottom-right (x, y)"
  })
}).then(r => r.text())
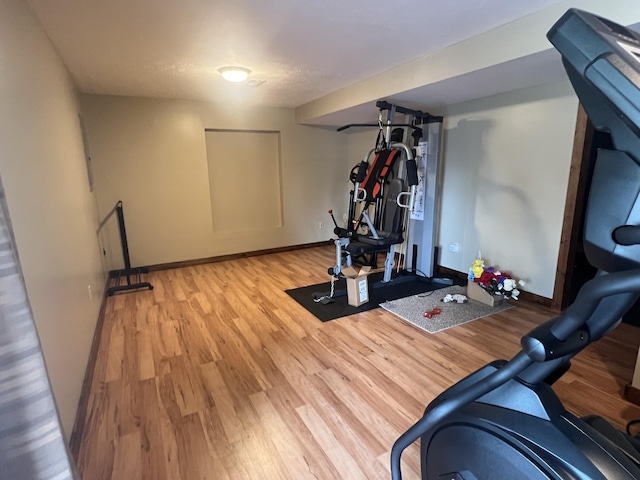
top-left (285, 272), bottom-right (459, 322)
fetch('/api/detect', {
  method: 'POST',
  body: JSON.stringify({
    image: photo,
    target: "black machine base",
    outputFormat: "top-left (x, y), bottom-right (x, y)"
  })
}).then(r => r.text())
top-left (107, 267), bottom-right (153, 296)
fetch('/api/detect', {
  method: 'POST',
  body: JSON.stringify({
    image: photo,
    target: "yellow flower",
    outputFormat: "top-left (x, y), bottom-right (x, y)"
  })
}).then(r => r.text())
top-left (471, 259), bottom-right (484, 278)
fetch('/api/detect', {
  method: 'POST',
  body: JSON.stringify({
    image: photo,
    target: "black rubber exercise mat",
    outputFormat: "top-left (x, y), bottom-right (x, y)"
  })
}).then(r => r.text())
top-left (285, 272), bottom-right (456, 322)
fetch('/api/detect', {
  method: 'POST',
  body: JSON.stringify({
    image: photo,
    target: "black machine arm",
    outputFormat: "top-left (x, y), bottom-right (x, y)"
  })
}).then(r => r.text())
top-left (403, 155), bottom-right (418, 187)
top-left (337, 100), bottom-right (443, 132)
top-left (549, 268), bottom-right (640, 340)
top-left (522, 268), bottom-right (640, 361)
top-left (391, 267), bottom-right (640, 480)
top-left (390, 142), bottom-right (418, 188)
top-left (390, 142), bottom-right (418, 210)
top-left (391, 352), bottom-right (535, 480)
top-left (375, 100), bottom-right (443, 124)
top-left (353, 151), bottom-right (370, 184)
top-left (613, 225), bottom-right (640, 245)
top-left (336, 123), bottom-right (423, 133)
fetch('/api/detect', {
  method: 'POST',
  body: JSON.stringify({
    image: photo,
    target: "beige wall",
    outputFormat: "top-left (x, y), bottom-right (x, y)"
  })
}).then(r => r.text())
top-left (0, 0), bottom-right (106, 435)
top-left (80, 95), bottom-right (348, 268)
top-left (435, 81), bottom-right (578, 298)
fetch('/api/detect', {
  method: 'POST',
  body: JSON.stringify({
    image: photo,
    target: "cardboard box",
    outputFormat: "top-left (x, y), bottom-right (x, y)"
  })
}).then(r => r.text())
top-left (342, 266), bottom-right (371, 307)
top-left (467, 280), bottom-right (505, 307)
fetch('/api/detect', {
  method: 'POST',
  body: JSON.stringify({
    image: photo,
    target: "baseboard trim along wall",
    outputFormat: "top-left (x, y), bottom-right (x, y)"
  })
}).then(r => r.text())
top-left (625, 384), bottom-right (640, 407)
top-left (68, 240), bottom-right (332, 455)
top-left (144, 240), bottom-right (333, 272)
top-left (68, 277), bottom-right (110, 461)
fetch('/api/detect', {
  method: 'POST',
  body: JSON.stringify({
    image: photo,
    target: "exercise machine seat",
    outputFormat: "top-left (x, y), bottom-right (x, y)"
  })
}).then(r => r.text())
top-left (345, 232), bottom-right (403, 256)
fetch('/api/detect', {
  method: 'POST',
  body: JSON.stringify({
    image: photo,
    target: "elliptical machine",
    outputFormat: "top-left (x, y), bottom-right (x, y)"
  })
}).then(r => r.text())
top-left (391, 9), bottom-right (640, 480)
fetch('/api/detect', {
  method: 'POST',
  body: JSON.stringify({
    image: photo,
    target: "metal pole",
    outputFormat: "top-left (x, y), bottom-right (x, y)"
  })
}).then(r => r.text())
top-left (115, 201), bottom-right (132, 273)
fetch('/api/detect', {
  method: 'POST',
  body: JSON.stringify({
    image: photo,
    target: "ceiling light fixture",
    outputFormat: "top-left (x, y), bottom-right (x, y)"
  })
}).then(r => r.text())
top-left (218, 66), bottom-right (251, 83)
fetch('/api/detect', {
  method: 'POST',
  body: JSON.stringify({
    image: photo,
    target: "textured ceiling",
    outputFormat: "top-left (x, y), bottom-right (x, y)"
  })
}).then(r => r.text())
top-left (27, 0), bottom-right (567, 110)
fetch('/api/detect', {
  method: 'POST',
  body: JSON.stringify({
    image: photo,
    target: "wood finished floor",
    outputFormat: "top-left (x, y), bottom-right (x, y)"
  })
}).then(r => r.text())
top-left (76, 246), bottom-right (640, 479)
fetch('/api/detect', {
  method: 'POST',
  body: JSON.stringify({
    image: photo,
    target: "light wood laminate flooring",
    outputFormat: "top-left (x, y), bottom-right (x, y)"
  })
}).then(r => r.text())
top-left (76, 246), bottom-right (640, 479)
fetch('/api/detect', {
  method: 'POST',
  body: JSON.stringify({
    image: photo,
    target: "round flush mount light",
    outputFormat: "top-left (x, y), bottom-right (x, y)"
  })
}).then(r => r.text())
top-left (218, 66), bottom-right (251, 82)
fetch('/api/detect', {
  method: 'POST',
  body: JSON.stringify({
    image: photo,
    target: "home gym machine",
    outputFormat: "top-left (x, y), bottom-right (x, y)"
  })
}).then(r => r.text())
top-left (391, 9), bottom-right (640, 480)
top-left (328, 101), bottom-right (444, 283)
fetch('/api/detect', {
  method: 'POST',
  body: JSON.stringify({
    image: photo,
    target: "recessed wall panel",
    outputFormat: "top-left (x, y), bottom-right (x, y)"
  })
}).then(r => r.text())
top-left (205, 130), bottom-right (282, 234)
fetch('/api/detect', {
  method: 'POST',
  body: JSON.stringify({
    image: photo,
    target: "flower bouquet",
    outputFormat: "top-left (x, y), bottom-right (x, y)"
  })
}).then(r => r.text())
top-left (468, 256), bottom-right (525, 302)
